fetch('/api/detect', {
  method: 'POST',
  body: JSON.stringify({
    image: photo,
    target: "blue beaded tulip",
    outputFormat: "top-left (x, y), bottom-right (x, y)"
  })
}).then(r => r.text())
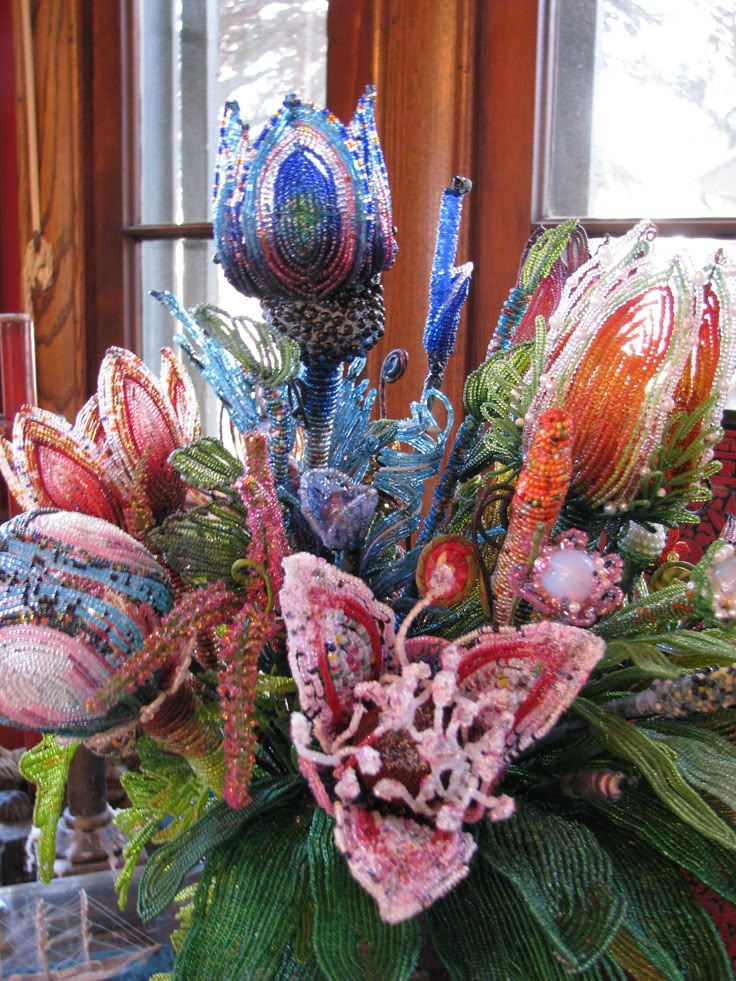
top-left (214, 87), bottom-right (398, 467)
top-left (213, 87), bottom-right (396, 362)
top-left (299, 468), bottom-right (378, 553)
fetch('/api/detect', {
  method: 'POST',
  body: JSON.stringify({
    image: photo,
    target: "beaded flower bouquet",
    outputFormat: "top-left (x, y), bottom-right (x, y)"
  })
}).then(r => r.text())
top-left (2, 87), bottom-right (736, 979)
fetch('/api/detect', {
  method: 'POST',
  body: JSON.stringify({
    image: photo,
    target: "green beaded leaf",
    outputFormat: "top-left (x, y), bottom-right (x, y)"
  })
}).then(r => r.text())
top-left (115, 736), bottom-right (210, 908)
top-left (19, 735), bottom-right (79, 883)
top-left (625, 395), bottom-right (722, 526)
top-left (137, 800), bottom-right (242, 921)
top-left (167, 883), bottom-right (200, 955)
top-left (168, 435), bottom-right (244, 491)
top-left (609, 925), bottom-right (679, 981)
top-left (460, 321), bottom-right (548, 482)
top-left (596, 630), bottom-right (736, 678)
top-left (478, 803), bottom-right (624, 972)
top-left (639, 718), bottom-right (736, 814)
top-left (139, 775), bottom-right (305, 921)
top-left (649, 629), bottom-right (736, 670)
top-left (464, 342), bottom-right (533, 422)
top-left (307, 807), bottom-right (421, 981)
top-left (172, 788), bottom-right (312, 980)
top-left (427, 850), bottom-right (618, 980)
top-left (274, 946), bottom-right (325, 980)
top-left (149, 501), bottom-right (250, 587)
top-left (190, 304), bottom-right (302, 387)
top-left (690, 707), bottom-right (736, 741)
top-left (461, 345), bottom-right (533, 476)
top-left (601, 825), bottom-right (731, 979)
top-left (591, 583), bottom-right (697, 641)
top-left (257, 673), bottom-right (297, 700)
top-left (518, 219), bottom-right (580, 294)
top-left (573, 698), bottom-right (736, 851)
top-left (584, 639), bottom-right (685, 697)
top-left (591, 783), bottom-right (736, 904)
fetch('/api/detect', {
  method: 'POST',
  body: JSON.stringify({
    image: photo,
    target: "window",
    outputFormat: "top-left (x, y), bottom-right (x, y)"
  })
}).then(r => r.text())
top-left (537, 0), bottom-right (736, 239)
top-left (536, 0), bottom-right (736, 405)
top-left (126, 0), bottom-right (328, 433)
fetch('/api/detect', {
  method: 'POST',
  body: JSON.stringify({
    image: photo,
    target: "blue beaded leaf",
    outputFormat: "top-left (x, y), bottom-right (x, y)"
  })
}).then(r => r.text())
top-left (154, 292), bottom-right (299, 482)
top-left (327, 359), bottom-right (380, 479)
top-left (361, 392), bottom-right (454, 582)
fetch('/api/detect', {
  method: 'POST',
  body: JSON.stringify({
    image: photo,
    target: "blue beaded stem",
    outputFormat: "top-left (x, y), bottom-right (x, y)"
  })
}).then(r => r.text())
top-left (416, 414), bottom-right (479, 548)
top-left (487, 285), bottom-right (528, 355)
top-left (261, 387), bottom-right (293, 485)
top-left (303, 361), bottom-right (342, 468)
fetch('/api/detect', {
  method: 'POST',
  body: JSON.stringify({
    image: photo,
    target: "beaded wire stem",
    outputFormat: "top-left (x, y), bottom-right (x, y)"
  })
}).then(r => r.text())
top-left (220, 430), bottom-right (290, 807)
top-left (303, 361), bottom-right (342, 469)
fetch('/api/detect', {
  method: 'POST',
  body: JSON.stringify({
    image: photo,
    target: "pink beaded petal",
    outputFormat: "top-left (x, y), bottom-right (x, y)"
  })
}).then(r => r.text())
top-left (403, 634), bottom-right (451, 669)
top-left (74, 394), bottom-right (107, 451)
top-left (334, 802), bottom-right (476, 924)
top-left (454, 619), bottom-right (604, 757)
top-left (281, 554), bottom-right (394, 742)
top-left (513, 264), bottom-right (566, 346)
top-left (159, 347), bottom-right (202, 444)
top-left (0, 436), bottom-right (34, 511)
top-left (669, 279), bottom-right (731, 481)
top-left (297, 756), bottom-right (335, 815)
top-left (97, 348), bottom-right (187, 521)
top-left (98, 348), bottom-right (183, 478)
top-left (0, 624), bottom-right (117, 731)
top-left (6, 406), bottom-right (125, 524)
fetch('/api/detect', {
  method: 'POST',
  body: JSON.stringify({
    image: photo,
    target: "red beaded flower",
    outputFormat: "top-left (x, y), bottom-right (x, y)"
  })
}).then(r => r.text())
top-left (0, 347), bottom-right (201, 535)
top-left (415, 534), bottom-right (479, 607)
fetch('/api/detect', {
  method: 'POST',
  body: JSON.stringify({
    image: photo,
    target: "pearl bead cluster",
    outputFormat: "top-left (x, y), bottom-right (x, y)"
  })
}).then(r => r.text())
top-left (511, 529), bottom-right (624, 627)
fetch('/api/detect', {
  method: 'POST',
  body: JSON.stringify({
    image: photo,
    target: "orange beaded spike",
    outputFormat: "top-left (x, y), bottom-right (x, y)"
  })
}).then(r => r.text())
top-left (491, 408), bottom-right (573, 625)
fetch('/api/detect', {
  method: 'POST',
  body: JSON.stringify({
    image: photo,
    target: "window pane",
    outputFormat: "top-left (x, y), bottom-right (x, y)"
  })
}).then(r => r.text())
top-left (138, 0), bottom-right (329, 225)
top-left (136, 0), bottom-right (327, 435)
top-left (541, 0), bottom-right (736, 220)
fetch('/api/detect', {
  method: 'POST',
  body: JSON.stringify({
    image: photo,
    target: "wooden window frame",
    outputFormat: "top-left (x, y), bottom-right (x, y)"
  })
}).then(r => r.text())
top-left (534, 0), bottom-right (736, 243)
top-left (29, 1), bottom-right (733, 422)
top-left (15, 0), bottom-right (541, 420)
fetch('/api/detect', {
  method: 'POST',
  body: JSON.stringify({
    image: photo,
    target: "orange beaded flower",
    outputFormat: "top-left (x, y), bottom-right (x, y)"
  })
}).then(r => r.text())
top-left (527, 223), bottom-right (736, 517)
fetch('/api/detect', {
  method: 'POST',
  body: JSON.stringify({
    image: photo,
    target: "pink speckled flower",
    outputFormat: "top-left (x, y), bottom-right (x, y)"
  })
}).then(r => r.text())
top-left (280, 552), bottom-right (604, 923)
